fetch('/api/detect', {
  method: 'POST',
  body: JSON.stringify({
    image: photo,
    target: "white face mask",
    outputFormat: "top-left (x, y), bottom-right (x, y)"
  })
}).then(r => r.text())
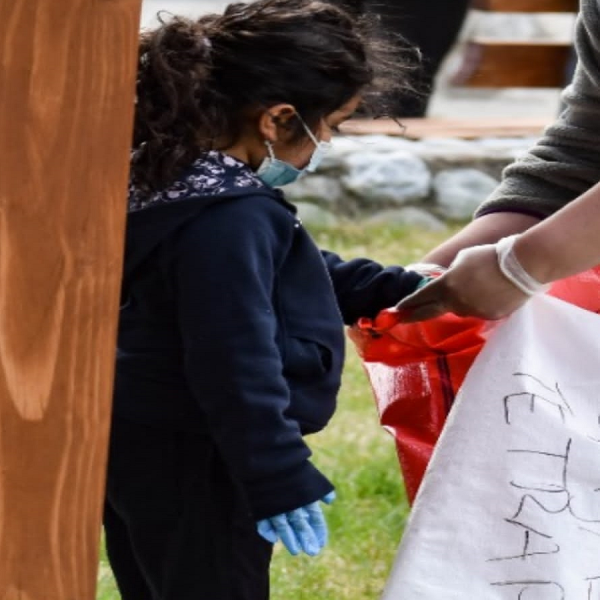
top-left (301, 116), bottom-right (334, 173)
top-left (256, 113), bottom-right (333, 187)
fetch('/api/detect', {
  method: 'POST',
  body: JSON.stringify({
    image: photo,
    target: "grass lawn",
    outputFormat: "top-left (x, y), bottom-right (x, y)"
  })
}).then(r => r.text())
top-left (96, 223), bottom-right (459, 600)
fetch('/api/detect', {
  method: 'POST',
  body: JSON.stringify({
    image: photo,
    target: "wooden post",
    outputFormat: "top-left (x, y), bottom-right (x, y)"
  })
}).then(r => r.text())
top-left (0, 0), bottom-right (141, 597)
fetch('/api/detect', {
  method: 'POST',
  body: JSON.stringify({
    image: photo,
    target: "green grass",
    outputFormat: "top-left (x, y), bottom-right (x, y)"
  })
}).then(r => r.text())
top-left (96, 223), bottom-right (459, 600)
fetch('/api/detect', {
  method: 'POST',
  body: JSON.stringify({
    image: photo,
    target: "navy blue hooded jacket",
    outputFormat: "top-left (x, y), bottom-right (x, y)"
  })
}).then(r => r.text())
top-left (116, 151), bottom-right (422, 519)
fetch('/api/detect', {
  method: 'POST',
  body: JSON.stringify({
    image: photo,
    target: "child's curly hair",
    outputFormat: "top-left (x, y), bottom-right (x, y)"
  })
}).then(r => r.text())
top-left (132, 0), bottom-right (417, 193)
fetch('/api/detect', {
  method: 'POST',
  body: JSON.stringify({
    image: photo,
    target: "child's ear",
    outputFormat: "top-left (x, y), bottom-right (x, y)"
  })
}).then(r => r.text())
top-left (258, 104), bottom-right (297, 142)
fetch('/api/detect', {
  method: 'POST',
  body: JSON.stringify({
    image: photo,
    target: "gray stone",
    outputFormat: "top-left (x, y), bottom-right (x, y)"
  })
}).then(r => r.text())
top-left (433, 169), bottom-right (500, 220)
top-left (413, 137), bottom-right (475, 155)
top-left (283, 175), bottom-right (344, 205)
top-left (341, 151), bottom-right (432, 205)
top-left (294, 202), bottom-right (339, 228)
top-left (476, 137), bottom-right (537, 161)
top-left (411, 138), bottom-right (528, 180)
top-left (344, 135), bottom-right (415, 154)
top-left (318, 135), bottom-right (415, 172)
top-left (414, 137), bottom-right (535, 162)
top-left (366, 207), bottom-right (447, 232)
top-left (412, 139), bottom-right (489, 174)
top-left (317, 137), bottom-right (364, 171)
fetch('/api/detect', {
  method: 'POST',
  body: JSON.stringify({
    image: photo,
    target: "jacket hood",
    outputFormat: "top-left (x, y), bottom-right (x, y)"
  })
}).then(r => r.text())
top-left (123, 151), bottom-right (285, 300)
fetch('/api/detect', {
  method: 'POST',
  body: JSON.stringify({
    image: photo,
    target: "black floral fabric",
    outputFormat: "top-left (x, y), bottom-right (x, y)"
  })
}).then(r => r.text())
top-left (128, 151), bottom-right (265, 212)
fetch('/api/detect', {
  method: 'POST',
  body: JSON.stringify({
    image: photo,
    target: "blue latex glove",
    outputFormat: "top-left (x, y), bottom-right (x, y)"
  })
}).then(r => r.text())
top-left (256, 491), bottom-right (336, 556)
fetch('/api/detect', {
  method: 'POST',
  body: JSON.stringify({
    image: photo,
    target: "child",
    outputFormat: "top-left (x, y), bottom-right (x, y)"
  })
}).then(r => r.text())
top-left (104, 1), bottom-right (423, 599)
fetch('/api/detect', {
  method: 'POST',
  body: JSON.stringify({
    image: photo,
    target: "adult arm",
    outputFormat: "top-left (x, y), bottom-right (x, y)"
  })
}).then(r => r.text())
top-left (516, 180), bottom-right (600, 283)
top-left (398, 181), bottom-right (600, 321)
top-left (424, 213), bottom-right (542, 266)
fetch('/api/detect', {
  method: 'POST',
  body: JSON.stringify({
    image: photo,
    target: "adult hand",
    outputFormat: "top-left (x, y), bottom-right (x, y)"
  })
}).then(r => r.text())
top-left (397, 244), bottom-right (531, 322)
top-left (256, 491), bottom-right (336, 556)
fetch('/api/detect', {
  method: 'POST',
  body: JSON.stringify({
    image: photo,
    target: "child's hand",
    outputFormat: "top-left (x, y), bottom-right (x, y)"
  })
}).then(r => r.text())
top-left (407, 262), bottom-right (446, 292)
top-left (256, 491), bottom-right (336, 556)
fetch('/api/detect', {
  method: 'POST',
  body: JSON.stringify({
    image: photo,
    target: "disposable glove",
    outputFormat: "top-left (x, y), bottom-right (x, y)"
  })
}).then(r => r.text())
top-left (256, 491), bottom-right (336, 556)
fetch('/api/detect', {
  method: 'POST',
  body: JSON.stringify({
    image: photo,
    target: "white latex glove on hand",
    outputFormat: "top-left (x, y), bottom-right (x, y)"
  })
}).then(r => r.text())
top-left (397, 245), bottom-right (531, 322)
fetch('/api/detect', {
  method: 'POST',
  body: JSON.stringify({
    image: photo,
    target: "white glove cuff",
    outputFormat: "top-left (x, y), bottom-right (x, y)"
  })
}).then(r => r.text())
top-left (496, 235), bottom-right (551, 297)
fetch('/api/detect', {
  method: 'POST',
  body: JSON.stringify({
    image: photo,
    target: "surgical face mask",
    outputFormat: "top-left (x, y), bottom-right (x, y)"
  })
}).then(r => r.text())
top-left (256, 114), bottom-right (333, 187)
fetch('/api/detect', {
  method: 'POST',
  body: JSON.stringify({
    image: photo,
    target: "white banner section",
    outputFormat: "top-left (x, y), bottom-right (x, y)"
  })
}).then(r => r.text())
top-left (382, 296), bottom-right (600, 600)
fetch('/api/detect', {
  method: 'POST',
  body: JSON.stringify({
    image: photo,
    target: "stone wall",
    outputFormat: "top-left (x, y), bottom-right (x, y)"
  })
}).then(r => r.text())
top-left (284, 135), bottom-right (538, 230)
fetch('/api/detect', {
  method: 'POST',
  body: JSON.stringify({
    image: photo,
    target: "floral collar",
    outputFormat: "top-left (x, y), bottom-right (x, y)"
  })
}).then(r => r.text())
top-left (128, 151), bottom-right (265, 212)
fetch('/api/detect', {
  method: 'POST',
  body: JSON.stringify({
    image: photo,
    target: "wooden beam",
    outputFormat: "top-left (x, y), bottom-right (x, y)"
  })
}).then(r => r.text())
top-left (0, 0), bottom-right (141, 598)
top-left (451, 40), bottom-right (572, 88)
top-left (472, 0), bottom-right (578, 12)
top-left (340, 117), bottom-right (550, 139)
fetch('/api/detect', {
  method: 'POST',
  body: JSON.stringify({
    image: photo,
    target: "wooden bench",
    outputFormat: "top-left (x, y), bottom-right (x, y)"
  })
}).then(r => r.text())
top-left (452, 0), bottom-right (578, 88)
top-left (342, 0), bottom-right (578, 140)
top-left (341, 116), bottom-right (554, 139)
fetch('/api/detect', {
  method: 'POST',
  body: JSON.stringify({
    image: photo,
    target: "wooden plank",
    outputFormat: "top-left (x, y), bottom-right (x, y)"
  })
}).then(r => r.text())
top-left (0, 0), bottom-right (141, 598)
top-left (340, 117), bottom-right (550, 139)
top-left (472, 0), bottom-right (578, 12)
top-left (451, 40), bottom-right (572, 88)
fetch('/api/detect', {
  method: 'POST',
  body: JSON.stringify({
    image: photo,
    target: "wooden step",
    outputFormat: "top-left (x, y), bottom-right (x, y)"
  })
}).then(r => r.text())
top-left (472, 0), bottom-right (578, 12)
top-left (340, 117), bottom-right (551, 140)
top-left (451, 40), bottom-right (572, 88)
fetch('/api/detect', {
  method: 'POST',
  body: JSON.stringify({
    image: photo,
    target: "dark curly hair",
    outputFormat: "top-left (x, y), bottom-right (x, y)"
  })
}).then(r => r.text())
top-left (132, 0), bottom-right (416, 193)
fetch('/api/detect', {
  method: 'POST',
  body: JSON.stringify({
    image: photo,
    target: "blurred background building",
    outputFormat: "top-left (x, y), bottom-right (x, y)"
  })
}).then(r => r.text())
top-left (140, 0), bottom-right (576, 120)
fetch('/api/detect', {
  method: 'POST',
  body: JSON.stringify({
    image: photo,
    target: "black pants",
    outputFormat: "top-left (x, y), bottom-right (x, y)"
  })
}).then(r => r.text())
top-left (103, 418), bottom-right (273, 600)
top-left (334, 0), bottom-right (471, 116)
